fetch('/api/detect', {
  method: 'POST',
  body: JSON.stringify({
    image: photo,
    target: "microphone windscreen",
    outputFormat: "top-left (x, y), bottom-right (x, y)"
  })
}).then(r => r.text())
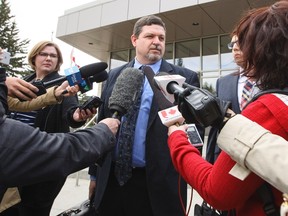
top-left (88, 70), bottom-right (108, 83)
top-left (79, 62), bottom-right (108, 78)
top-left (108, 67), bottom-right (144, 116)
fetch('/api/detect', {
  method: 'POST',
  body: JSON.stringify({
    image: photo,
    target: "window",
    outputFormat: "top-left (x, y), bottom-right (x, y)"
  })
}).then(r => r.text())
top-left (202, 37), bottom-right (218, 71)
top-left (220, 35), bottom-right (237, 70)
top-left (110, 50), bottom-right (129, 69)
top-left (175, 40), bottom-right (200, 71)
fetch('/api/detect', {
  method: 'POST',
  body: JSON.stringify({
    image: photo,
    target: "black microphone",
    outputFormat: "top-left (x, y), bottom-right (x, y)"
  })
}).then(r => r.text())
top-left (32, 62), bottom-right (108, 96)
top-left (155, 73), bottom-right (223, 127)
top-left (88, 70), bottom-right (108, 83)
top-left (108, 67), bottom-right (144, 119)
top-left (43, 62), bottom-right (108, 88)
top-left (69, 70), bottom-right (109, 94)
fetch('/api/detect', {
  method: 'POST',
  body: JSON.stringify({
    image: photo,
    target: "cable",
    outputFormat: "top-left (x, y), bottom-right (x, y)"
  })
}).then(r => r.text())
top-left (178, 174), bottom-right (193, 216)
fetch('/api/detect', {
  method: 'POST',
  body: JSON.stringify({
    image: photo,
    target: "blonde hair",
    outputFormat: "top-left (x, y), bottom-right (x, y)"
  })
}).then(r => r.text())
top-left (27, 40), bottom-right (63, 71)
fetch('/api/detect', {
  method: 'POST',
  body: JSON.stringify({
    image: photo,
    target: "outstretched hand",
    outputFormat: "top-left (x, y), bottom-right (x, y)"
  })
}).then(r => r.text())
top-left (54, 81), bottom-right (79, 99)
top-left (5, 77), bottom-right (39, 101)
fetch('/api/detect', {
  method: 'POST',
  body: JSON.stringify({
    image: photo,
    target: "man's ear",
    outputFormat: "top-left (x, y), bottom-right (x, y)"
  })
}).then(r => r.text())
top-left (131, 34), bottom-right (137, 47)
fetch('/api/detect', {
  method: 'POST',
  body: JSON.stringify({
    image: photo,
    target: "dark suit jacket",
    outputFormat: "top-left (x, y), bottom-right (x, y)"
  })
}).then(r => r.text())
top-left (216, 72), bottom-right (241, 114)
top-left (90, 59), bottom-right (200, 216)
top-left (206, 72), bottom-right (241, 163)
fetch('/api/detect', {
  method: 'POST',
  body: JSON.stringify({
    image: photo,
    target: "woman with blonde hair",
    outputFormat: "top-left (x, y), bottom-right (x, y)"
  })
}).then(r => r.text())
top-left (9, 40), bottom-right (94, 216)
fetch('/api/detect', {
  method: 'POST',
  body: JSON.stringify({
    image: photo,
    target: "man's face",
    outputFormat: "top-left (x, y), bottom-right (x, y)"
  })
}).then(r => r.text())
top-left (231, 35), bottom-right (244, 68)
top-left (131, 24), bottom-right (166, 65)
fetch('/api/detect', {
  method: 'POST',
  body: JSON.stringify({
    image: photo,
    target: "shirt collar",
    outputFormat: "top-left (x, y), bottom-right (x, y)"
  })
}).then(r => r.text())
top-left (134, 58), bottom-right (162, 74)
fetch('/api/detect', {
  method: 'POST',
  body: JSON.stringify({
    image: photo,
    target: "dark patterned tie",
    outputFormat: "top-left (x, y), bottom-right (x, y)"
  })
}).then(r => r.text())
top-left (114, 69), bottom-right (143, 186)
top-left (241, 79), bottom-right (254, 110)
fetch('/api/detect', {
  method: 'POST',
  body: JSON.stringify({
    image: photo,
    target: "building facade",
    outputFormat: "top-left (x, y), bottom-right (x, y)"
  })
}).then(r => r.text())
top-left (56, 0), bottom-right (275, 92)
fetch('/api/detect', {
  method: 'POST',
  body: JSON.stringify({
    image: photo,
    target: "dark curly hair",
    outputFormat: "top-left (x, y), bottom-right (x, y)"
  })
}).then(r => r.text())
top-left (233, 0), bottom-right (288, 90)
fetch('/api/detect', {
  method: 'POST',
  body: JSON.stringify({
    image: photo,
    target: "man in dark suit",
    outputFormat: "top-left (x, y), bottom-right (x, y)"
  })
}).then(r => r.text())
top-left (88, 15), bottom-right (201, 216)
top-left (206, 34), bottom-right (246, 163)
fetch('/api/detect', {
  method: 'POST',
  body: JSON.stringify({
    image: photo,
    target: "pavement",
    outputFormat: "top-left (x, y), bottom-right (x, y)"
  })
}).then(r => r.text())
top-left (51, 170), bottom-right (90, 216)
top-left (50, 169), bottom-right (203, 216)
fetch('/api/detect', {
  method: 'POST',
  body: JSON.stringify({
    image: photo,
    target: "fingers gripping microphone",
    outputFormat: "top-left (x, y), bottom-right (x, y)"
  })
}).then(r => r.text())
top-left (108, 67), bottom-right (144, 119)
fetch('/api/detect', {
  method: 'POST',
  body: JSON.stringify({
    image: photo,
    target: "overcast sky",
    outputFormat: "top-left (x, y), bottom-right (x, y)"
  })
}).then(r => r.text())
top-left (9, 0), bottom-right (98, 72)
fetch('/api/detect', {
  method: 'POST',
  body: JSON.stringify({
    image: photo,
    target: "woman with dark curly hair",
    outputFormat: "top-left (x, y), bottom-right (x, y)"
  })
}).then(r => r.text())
top-left (167, 1), bottom-right (288, 215)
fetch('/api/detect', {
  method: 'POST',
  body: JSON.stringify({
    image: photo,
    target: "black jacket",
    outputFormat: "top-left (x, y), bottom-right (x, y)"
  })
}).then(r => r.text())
top-left (89, 59), bottom-right (201, 216)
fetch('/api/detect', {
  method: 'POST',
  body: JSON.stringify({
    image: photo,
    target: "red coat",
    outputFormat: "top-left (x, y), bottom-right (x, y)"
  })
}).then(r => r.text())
top-left (168, 94), bottom-right (288, 215)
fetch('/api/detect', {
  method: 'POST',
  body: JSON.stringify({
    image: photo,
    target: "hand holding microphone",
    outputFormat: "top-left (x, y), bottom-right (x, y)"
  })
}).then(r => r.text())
top-left (53, 81), bottom-right (80, 102)
top-left (31, 62), bottom-right (108, 97)
top-left (99, 118), bottom-right (121, 136)
top-left (149, 70), bottom-right (204, 149)
top-left (63, 62), bottom-right (108, 94)
top-left (146, 69), bottom-right (185, 127)
top-left (168, 124), bottom-right (188, 136)
top-left (153, 72), bottom-right (231, 128)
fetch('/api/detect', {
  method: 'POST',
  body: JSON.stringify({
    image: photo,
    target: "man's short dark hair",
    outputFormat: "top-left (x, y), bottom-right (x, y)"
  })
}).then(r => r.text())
top-left (133, 15), bottom-right (166, 37)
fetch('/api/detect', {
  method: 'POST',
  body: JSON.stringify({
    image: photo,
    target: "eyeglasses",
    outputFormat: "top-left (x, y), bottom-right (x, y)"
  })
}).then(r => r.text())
top-left (38, 52), bottom-right (58, 59)
top-left (227, 40), bottom-right (238, 50)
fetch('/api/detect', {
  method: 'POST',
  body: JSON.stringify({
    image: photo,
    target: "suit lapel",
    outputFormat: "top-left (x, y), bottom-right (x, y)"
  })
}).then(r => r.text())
top-left (230, 75), bottom-right (241, 113)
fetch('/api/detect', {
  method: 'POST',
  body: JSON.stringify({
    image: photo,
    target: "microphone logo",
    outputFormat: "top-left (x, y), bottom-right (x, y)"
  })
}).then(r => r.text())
top-left (64, 66), bottom-right (83, 86)
top-left (160, 108), bottom-right (177, 118)
top-left (158, 105), bottom-right (184, 127)
top-left (64, 66), bottom-right (88, 91)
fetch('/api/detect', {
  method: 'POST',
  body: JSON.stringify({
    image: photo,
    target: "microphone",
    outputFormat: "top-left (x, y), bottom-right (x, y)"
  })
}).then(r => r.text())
top-left (158, 105), bottom-right (185, 127)
top-left (73, 70), bottom-right (109, 94)
top-left (87, 70), bottom-right (108, 83)
top-left (153, 73), bottom-right (186, 103)
top-left (43, 62), bottom-right (108, 88)
top-left (140, 66), bottom-right (184, 127)
top-left (155, 72), bottom-right (223, 127)
top-left (32, 62), bottom-right (108, 96)
top-left (108, 67), bottom-right (144, 119)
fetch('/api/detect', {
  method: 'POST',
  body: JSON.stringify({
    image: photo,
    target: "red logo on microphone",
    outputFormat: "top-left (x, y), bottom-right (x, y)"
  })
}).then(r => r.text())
top-left (160, 110), bottom-right (168, 118)
top-left (160, 108), bottom-right (177, 118)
